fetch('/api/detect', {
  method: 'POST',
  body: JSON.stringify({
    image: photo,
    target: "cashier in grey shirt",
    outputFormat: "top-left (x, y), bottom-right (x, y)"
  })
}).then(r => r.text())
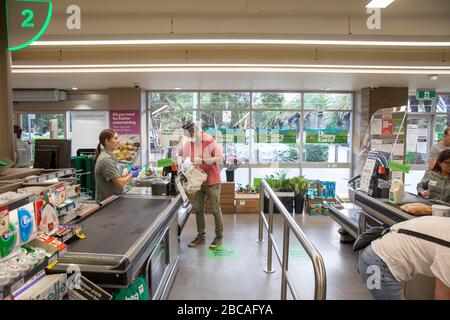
top-left (417, 149), bottom-right (450, 203)
top-left (428, 126), bottom-right (450, 169)
top-left (94, 129), bottom-right (132, 202)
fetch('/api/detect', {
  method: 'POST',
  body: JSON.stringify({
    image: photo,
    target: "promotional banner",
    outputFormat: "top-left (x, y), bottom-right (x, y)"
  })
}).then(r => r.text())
top-left (110, 110), bottom-right (141, 164)
top-left (204, 128), bottom-right (246, 144)
top-left (110, 110), bottom-right (140, 135)
top-left (255, 129), bottom-right (296, 144)
top-left (305, 130), bottom-right (348, 144)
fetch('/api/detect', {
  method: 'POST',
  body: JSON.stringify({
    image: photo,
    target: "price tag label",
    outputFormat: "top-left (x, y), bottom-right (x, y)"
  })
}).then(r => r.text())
top-left (75, 228), bottom-right (86, 239)
top-left (47, 260), bottom-right (58, 270)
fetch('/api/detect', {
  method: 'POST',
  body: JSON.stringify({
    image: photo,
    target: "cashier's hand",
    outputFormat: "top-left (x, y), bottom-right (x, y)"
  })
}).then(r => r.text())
top-left (421, 190), bottom-right (431, 198)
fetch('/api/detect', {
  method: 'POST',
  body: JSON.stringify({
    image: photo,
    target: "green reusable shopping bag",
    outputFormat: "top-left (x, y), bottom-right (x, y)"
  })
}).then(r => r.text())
top-left (112, 276), bottom-right (150, 300)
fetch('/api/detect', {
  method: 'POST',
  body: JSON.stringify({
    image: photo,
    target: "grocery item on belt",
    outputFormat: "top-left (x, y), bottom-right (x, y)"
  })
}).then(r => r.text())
top-left (400, 203), bottom-right (432, 216)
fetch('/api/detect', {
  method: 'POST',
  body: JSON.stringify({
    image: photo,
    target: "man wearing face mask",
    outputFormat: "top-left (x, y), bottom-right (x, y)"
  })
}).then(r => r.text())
top-left (180, 121), bottom-right (224, 249)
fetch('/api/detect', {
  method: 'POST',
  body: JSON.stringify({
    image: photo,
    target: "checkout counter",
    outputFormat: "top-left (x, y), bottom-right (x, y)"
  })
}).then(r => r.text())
top-left (50, 187), bottom-right (191, 300)
top-left (330, 185), bottom-right (442, 300)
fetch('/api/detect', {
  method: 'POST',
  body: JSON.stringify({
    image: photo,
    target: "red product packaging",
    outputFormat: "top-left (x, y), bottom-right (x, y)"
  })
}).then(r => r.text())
top-left (382, 119), bottom-right (393, 135)
top-left (34, 199), bottom-right (45, 227)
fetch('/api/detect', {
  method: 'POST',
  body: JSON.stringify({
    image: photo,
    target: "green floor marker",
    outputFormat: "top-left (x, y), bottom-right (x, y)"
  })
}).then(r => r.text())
top-left (289, 246), bottom-right (309, 260)
top-left (205, 245), bottom-right (240, 260)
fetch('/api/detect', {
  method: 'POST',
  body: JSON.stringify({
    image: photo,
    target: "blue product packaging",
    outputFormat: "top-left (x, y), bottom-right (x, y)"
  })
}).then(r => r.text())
top-left (17, 204), bottom-right (36, 244)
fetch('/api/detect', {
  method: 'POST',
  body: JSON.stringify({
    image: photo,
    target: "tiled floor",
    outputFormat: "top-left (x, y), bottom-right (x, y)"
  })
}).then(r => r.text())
top-left (168, 213), bottom-right (372, 300)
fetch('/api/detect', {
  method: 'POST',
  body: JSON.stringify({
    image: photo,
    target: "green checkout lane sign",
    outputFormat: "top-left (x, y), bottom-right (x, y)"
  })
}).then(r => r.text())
top-left (388, 161), bottom-right (411, 173)
top-left (156, 158), bottom-right (173, 167)
top-left (305, 129), bottom-right (348, 144)
top-left (416, 89), bottom-right (436, 100)
top-left (6, 0), bottom-right (53, 51)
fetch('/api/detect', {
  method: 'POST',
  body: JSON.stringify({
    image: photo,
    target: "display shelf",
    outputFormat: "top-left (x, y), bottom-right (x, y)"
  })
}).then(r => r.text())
top-left (0, 251), bottom-right (61, 300)
top-left (24, 169), bottom-right (75, 184)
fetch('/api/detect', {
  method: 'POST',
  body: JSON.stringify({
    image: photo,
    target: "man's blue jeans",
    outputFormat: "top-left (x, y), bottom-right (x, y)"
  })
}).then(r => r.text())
top-left (358, 244), bottom-right (404, 300)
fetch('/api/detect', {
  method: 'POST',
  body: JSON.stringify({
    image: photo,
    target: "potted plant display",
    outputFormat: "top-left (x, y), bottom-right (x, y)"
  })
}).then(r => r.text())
top-left (289, 176), bottom-right (309, 214)
top-left (263, 171), bottom-right (294, 214)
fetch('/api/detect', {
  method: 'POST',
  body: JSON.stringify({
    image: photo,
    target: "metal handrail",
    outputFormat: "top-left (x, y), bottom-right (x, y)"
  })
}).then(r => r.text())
top-left (257, 179), bottom-right (327, 300)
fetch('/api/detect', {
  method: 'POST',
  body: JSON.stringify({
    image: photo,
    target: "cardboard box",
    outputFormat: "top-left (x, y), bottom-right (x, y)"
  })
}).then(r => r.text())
top-left (16, 274), bottom-right (69, 300)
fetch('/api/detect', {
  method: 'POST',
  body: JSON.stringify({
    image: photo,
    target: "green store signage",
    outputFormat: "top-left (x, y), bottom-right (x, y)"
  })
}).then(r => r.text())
top-left (205, 245), bottom-right (240, 260)
top-left (255, 129), bottom-right (297, 144)
top-left (305, 129), bottom-right (348, 144)
top-left (204, 128), bottom-right (246, 144)
top-left (416, 89), bottom-right (436, 100)
top-left (6, 0), bottom-right (82, 51)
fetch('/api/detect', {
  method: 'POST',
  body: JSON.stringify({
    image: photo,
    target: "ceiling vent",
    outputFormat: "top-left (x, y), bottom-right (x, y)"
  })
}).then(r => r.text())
top-left (13, 89), bottom-right (68, 102)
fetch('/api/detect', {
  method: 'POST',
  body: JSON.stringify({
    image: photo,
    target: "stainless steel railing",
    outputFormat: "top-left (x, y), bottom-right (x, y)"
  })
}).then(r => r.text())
top-left (257, 179), bottom-right (327, 300)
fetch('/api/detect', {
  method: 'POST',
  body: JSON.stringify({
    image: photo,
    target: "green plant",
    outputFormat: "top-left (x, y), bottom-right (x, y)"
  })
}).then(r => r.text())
top-left (305, 144), bottom-right (329, 162)
top-left (236, 183), bottom-right (257, 194)
top-left (289, 176), bottom-right (309, 196)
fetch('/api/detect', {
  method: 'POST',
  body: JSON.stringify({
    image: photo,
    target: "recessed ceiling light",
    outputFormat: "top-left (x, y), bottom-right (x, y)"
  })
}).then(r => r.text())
top-left (322, 87), bottom-right (331, 91)
top-left (428, 74), bottom-right (439, 81)
top-left (174, 87), bottom-right (181, 90)
top-left (71, 87), bottom-right (78, 90)
top-left (366, 0), bottom-right (395, 9)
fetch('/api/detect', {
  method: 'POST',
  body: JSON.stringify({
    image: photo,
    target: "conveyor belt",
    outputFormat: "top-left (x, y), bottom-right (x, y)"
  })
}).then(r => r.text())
top-left (50, 196), bottom-right (181, 288)
top-left (69, 197), bottom-right (171, 255)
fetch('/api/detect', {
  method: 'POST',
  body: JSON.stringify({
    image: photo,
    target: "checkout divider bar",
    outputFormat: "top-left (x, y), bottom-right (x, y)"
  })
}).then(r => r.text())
top-left (257, 179), bottom-right (327, 300)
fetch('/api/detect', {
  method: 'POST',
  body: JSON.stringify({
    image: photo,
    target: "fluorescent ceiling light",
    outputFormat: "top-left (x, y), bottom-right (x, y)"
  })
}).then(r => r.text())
top-left (12, 63), bottom-right (450, 70)
top-left (30, 38), bottom-right (450, 47)
top-left (366, 0), bottom-right (395, 8)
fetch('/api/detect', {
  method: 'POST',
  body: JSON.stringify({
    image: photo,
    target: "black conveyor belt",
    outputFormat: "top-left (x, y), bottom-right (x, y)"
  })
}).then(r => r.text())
top-left (70, 198), bottom-right (171, 255)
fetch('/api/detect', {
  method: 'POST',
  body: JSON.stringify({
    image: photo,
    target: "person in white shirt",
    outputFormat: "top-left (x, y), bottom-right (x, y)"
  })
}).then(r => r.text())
top-left (13, 125), bottom-right (31, 168)
top-left (358, 216), bottom-right (450, 300)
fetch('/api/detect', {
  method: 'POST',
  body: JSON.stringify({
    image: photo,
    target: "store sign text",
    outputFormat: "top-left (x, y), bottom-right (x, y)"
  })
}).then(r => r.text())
top-left (7, 1), bottom-right (82, 51)
top-left (306, 130), bottom-right (348, 144)
top-left (366, 8), bottom-right (381, 30)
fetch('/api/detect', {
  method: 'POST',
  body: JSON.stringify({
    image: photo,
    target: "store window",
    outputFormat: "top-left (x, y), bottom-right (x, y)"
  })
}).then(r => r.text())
top-left (252, 110), bottom-right (301, 163)
top-left (200, 92), bottom-right (250, 164)
top-left (18, 113), bottom-right (66, 162)
top-left (147, 91), bottom-right (354, 193)
top-left (408, 96), bottom-right (433, 113)
top-left (302, 168), bottom-right (350, 196)
top-left (304, 93), bottom-right (352, 110)
top-left (303, 111), bottom-right (352, 163)
top-left (436, 94), bottom-right (450, 113)
top-left (252, 93), bottom-right (300, 109)
top-left (149, 92), bottom-right (198, 161)
top-left (434, 114), bottom-right (450, 142)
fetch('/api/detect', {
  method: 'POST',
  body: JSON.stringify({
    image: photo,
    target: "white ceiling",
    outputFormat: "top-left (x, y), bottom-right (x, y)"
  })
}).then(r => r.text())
top-left (51, 0), bottom-right (450, 17)
top-left (11, 71), bottom-right (450, 92)
top-left (9, 0), bottom-right (450, 92)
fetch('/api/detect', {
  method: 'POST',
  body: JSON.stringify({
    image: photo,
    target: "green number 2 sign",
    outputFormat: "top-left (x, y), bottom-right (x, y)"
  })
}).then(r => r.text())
top-left (21, 9), bottom-right (35, 28)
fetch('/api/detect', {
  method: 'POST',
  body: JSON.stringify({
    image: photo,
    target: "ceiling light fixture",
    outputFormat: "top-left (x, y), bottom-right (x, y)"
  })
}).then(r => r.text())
top-left (10, 64), bottom-right (450, 75)
top-left (29, 38), bottom-right (450, 47)
top-left (428, 74), bottom-right (439, 81)
top-left (71, 87), bottom-right (78, 90)
top-left (366, 0), bottom-right (395, 8)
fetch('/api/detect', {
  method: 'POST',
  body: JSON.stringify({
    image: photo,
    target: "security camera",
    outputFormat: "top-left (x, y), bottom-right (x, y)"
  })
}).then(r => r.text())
top-left (132, 82), bottom-right (141, 89)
